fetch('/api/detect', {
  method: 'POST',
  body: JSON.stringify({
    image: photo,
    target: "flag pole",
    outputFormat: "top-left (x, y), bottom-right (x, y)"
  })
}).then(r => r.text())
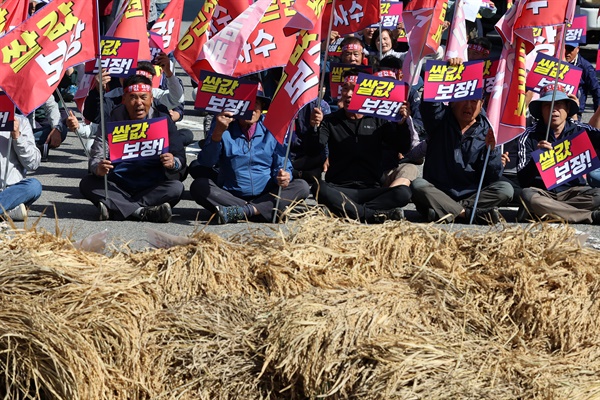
top-left (54, 89), bottom-right (91, 158)
top-left (272, 123), bottom-right (294, 223)
top-left (96, 0), bottom-right (109, 202)
top-left (316, 0), bottom-right (337, 108)
top-left (2, 134), bottom-right (12, 191)
top-left (544, 22), bottom-right (569, 142)
top-left (469, 143), bottom-right (492, 225)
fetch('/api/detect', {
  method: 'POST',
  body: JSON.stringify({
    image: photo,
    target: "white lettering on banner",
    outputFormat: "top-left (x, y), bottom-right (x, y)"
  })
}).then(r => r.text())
top-left (285, 59), bottom-right (318, 103)
top-left (526, 1), bottom-right (548, 15)
top-left (333, 6), bottom-right (349, 26)
top-left (253, 29), bottom-right (275, 57)
top-left (206, 96), bottom-right (226, 112)
top-left (220, 18), bottom-right (244, 42)
top-left (566, 28), bottom-right (584, 42)
top-left (413, 10), bottom-right (431, 28)
top-left (153, 18), bottom-right (175, 48)
top-left (35, 19), bottom-right (85, 86)
top-left (204, 39), bottom-right (229, 64)
top-left (0, 112), bottom-right (9, 128)
top-left (348, 1), bottom-right (364, 23)
top-left (210, 6), bottom-right (230, 35)
top-left (107, 58), bottom-right (134, 75)
top-left (536, 77), bottom-right (575, 95)
top-left (239, 41), bottom-right (252, 63)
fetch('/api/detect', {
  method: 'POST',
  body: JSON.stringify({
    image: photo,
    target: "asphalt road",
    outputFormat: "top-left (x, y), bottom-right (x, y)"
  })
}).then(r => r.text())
top-left (6, 5), bottom-right (600, 252)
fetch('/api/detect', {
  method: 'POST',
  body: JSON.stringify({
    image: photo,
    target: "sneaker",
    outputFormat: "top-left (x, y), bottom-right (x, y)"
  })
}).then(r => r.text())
top-left (5, 203), bottom-right (26, 221)
top-left (140, 203), bottom-right (172, 223)
top-left (215, 205), bottom-right (245, 224)
top-left (466, 207), bottom-right (501, 225)
top-left (372, 207), bottom-right (405, 223)
top-left (98, 202), bottom-right (110, 221)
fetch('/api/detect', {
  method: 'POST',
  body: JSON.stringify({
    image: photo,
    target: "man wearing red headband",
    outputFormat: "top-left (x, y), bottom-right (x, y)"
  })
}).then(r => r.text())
top-left (307, 70), bottom-right (415, 223)
top-left (79, 74), bottom-right (187, 223)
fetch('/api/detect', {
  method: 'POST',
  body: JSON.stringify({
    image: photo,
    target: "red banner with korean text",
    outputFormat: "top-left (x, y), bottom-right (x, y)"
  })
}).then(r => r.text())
top-left (0, 93), bottom-right (15, 132)
top-left (347, 72), bottom-right (408, 122)
top-left (402, 0), bottom-right (448, 86)
top-left (113, 0), bottom-right (151, 61)
top-left (526, 52), bottom-right (582, 95)
top-left (497, 37), bottom-right (527, 146)
top-left (513, 0), bottom-right (577, 45)
top-left (194, 71), bottom-right (258, 120)
top-left (108, 117), bottom-right (169, 163)
top-left (173, 0), bottom-right (218, 82)
top-left (231, 0), bottom-right (298, 78)
top-left (0, 0), bottom-right (99, 115)
top-left (0, 0), bottom-right (29, 35)
top-left (149, 0), bottom-right (184, 54)
top-left (284, 0), bottom-right (326, 36)
top-left (329, 62), bottom-right (372, 100)
top-left (533, 130), bottom-right (600, 190)
top-left (264, 23), bottom-right (324, 144)
top-left (328, 36), bottom-right (343, 56)
top-left (321, 0), bottom-right (381, 37)
top-left (423, 60), bottom-right (484, 102)
top-left (85, 36), bottom-right (139, 78)
top-left (209, 0), bottom-right (251, 36)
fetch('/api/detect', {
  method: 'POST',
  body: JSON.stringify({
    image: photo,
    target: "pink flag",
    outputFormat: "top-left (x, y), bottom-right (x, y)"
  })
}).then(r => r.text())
top-left (445, 0), bottom-right (468, 61)
top-left (199, 0), bottom-right (272, 76)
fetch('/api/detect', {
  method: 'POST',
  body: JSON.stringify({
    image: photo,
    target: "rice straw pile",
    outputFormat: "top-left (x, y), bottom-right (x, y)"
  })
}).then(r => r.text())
top-left (1, 216), bottom-right (600, 399)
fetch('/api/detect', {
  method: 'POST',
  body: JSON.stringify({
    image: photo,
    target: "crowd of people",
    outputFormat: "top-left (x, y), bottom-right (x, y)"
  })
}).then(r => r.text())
top-left (3, 0), bottom-right (600, 227)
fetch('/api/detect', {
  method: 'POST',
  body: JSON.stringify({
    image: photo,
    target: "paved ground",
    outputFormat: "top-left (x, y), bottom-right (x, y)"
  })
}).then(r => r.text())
top-left (6, 3), bottom-right (600, 252)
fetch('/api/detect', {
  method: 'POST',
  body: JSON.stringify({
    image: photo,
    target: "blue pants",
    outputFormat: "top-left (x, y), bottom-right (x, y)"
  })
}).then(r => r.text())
top-left (0, 178), bottom-right (43, 214)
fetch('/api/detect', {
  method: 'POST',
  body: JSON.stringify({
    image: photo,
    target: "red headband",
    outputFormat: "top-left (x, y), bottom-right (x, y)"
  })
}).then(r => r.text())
top-left (136, 70), bottom-right (153, 79)
top-left (344, 75), bottom-right (358, 84)
top-left (124, 84), bottom-right (152, 93)
top-left (342, 43), bottom-right (362, 52)
top-left (540, 83), bottom-right (567, 97)
top-left (374, 70), bottom-right (396, 78)
top-left (468, 44), bottom-right (490, 55)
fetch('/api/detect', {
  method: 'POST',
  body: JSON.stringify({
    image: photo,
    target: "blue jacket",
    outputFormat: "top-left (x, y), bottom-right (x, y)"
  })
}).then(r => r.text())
top-left (197, 116), bottom-right (293, 198)
top-left (574, 55), bottom-right (600, 115)
top-left (420, 101), bottom-right (503, 200)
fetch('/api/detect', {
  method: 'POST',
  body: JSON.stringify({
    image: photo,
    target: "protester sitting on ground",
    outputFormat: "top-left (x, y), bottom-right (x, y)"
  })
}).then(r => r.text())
top-left (0, 114), bottom-right (42, 222)
top-left (308, 70), bottom-right (416, 223)
top-left (190, 89), bottom-right (310, 224)
top-left (411, 58), bottom-right (513, 224)
top-left (28, 95), bottom-right (66, 159)
top-left (79, 75), bottom-right (186, 222)
top-left (517, 83), bottom-right (600, 224)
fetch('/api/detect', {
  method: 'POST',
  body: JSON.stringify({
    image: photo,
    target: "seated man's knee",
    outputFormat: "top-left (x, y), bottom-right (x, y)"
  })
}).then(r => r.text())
top-left (189, 178), bottom-right (211, 203)
top-left (410, 177), bottom-right (430, 192)
top-left (495, 181), bottom-right (515, 203)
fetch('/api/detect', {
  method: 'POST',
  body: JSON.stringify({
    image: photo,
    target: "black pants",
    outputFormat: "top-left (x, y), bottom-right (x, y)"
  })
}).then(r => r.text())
top-left (79, 175), bottom-right (184, 220)
top-left (189, 178), bottom-right (310, 221)
top-left (315, 181), bottom-right (412, 222)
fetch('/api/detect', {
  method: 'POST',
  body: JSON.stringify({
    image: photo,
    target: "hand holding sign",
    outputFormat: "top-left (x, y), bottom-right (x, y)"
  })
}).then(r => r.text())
top-left (96, 159), bottom-right (114, 177)
top-left (10, 116), bottom-right (19, 140)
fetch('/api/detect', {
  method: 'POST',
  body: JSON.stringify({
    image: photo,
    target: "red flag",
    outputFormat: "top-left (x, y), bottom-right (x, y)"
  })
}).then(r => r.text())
top-left (0, 0), bottom-right (99, 115)
top-left (173, 0), bottom-right (218, 82)
top-left (320, 0), bottom-right (381, 37)
top-left (209, 0), bottom-right (252, 36)
top-left (513, 0), bottom-right (577, 45)
top-left (231, 0), bottom-right (298, 77)
top-left (402, 0), bottom-right (448, 85)
top-left (0, 0), bottom-right (29, 34)
top-left (284, 0), bottom-right (326, 36)
top-left (149, 0), bottom-right (184, 54)
top-left (264, 20), bottom-right (324, 143)
top-left (113, 0), bottom-right (152, 61)
top-left (199, 0), bottom-right (273, 77)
